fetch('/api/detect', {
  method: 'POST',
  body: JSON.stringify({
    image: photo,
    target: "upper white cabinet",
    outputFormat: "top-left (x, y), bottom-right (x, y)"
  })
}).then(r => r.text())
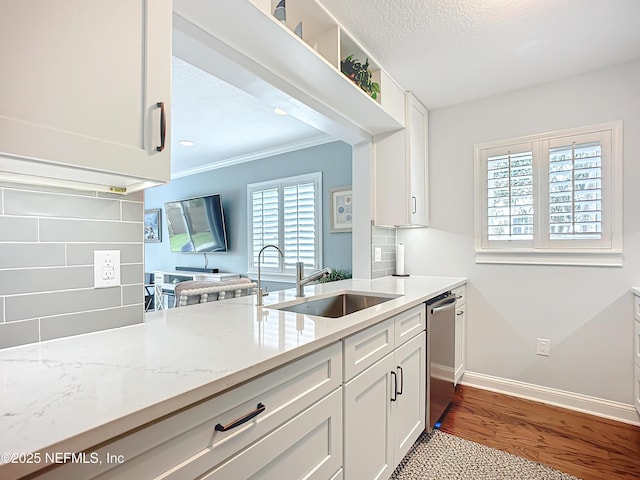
top-left (0, 0), bottom-right (172, 194)
top-left (375, 92), bottom-right (429, 227)
top-left (174, 0), bottom-right (405, 143)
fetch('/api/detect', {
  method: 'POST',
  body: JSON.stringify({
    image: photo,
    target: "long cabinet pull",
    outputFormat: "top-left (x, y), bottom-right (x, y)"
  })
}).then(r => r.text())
top-left (390, 371), bottom-right (398, 402)
top-left (397, 366), bottom-right (404, 395)
top-left (156, 101), bottom-right (166, 152)
top-left (411, 196), bottom-right (417, 214)
top-left (214, 403), bottom-right (266, 432)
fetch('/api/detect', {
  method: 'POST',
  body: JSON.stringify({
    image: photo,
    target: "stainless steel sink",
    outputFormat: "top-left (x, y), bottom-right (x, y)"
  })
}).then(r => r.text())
top-left (271, 292), bottom-right (399, 318)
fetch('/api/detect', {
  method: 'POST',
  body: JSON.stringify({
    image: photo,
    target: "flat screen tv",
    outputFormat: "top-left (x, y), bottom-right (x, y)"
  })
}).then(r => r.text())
top-left (164, 194), bottom-right (229, 253)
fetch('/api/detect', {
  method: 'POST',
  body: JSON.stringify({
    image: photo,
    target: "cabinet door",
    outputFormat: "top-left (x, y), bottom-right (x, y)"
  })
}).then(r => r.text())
top-left (374, 93), bottom-right (429, 227)
top-left (635, 365), bottom-right (640, 416)
top-left (455, 304), bottom-right (466, 385)
top-left (201, 389), bottom-right (342, 480)
top-left (343, 353), bottom-right (395, 480)
top-left (406, 93), bottom-right (429, 226)
top-left (392, 331), bottom-right (426, 463)
top-left (0, 0), bottom-right (171, 185)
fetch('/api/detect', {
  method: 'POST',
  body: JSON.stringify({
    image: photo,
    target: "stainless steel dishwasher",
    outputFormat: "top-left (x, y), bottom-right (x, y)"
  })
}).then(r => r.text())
top-left (426, 292), bottom-right (457, 429)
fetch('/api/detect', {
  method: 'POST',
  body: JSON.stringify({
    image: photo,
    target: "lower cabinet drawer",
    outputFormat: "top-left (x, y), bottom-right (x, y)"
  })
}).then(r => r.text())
top-left (34, 342), bottom-right (342, 480)
top-left (394, 304), bottom-right (426, 347)
top-left (343, 317), bottom-right (394, 381)
top-left (200, 388), bottom-right (343, 480)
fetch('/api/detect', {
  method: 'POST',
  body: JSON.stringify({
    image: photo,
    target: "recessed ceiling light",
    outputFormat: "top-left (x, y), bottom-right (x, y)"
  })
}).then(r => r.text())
top-left (179, 140), bottom-right (195, 147)
top-left (273, 107), bottom-right (288, 116)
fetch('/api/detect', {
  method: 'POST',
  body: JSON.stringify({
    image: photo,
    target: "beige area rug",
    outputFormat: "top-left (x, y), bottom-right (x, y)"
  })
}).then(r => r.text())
top-left (390, 430), bottom-right (581, 480)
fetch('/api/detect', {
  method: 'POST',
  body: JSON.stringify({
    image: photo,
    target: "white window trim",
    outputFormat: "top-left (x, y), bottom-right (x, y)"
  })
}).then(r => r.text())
top-left (247, 172), bottom-right (323, 280)
top-left (474, 121), bottom-right (623, 267)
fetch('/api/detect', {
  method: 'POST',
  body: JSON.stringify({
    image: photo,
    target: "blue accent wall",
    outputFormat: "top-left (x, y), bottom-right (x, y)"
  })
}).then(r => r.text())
top-left (145, 141), bottom-right (352, 285)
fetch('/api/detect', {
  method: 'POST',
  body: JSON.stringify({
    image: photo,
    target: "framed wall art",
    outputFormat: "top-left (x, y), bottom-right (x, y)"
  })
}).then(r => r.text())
top-left (144, 209), bottom-right (162, 243)
top-left (329, 186), bottom-right (352, 233)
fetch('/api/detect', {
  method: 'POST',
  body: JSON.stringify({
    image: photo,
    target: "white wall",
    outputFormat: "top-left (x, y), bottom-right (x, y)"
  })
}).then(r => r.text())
top-left (399, 60), bottom-right (640, 408)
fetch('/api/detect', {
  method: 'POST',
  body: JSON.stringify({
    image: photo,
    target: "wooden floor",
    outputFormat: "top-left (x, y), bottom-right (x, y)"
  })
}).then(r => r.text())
top-left (438, 385), bottom-right (640, 480)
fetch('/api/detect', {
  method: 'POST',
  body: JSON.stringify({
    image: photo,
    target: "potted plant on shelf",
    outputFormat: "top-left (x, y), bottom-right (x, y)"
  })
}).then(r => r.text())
top-left (340, 55), bottom-right (380, 100)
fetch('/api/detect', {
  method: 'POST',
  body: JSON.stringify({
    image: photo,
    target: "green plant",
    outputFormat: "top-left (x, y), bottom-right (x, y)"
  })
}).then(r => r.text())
top-left (316, 268), bottom-right (353, 284)
top-left (340, 55), bottom-right (380, 100)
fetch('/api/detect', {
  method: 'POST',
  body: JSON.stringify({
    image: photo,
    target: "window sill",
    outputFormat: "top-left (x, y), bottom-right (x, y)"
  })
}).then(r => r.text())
top-left (474, 249), bottom-right (623, 267)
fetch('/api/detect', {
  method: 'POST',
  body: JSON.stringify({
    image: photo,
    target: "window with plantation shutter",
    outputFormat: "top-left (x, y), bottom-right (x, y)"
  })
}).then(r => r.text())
top-left (475, 122), bottom-right (622, 266)
top-left (248, 172), bottom-right (322, 276)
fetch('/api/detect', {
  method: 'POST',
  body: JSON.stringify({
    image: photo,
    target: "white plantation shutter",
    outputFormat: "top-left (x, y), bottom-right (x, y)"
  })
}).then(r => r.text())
top-left (548, 142), bottom-right (602, 240)
top-left (475, 122), bottom-right (622, 265)
top-left (248, 173), bottom-right (322, 274)
top-left (283, 181), bottom-right (317, 269)
top-left (251, 187), bottom-right (279, 270)
top-left (486, 150), bottom-right (534, 241)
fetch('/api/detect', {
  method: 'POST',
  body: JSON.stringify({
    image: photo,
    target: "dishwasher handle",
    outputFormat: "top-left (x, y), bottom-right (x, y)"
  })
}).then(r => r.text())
top-left (430, 296), bottom-right (457, 314)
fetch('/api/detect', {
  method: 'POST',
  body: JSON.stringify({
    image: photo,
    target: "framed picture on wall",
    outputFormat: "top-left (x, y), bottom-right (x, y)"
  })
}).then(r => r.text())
top-left (144, 209), bottom-right (162, 243)
top-left (329, 186), bottom-right (352, 233)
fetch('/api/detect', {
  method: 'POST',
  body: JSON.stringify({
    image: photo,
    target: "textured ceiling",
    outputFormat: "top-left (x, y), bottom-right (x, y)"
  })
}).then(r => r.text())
top-left (319, 0), bottom-right (640, 109)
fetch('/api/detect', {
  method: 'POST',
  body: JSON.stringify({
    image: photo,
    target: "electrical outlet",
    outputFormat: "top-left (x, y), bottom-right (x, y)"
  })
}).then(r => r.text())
top-left (536, 338), bottom-right (550, 356)
top-left (94, 250), bottom-right (121, 288)
top-left (374, 247), bottom-right (382, 262)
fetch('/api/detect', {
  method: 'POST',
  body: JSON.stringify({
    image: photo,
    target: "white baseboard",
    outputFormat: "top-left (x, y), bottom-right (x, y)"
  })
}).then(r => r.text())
top-left (461, 371), bottom-right (640, 427)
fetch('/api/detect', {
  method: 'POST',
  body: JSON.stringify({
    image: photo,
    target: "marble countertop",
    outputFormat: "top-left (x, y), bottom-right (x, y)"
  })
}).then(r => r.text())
top-left (0, 275), bottom-right (465, 477)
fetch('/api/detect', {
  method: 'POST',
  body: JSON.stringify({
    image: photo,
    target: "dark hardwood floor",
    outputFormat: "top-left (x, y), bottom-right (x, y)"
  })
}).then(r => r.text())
top-left (438, 385), bottom-right (640, 480)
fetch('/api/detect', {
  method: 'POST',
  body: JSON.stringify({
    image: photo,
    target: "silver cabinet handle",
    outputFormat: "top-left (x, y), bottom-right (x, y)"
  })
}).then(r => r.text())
top-left (156, 101), bottom-right (166, 152)
top-left (411, 196), bottom-right (417, 214)
top-left (390, 371), bottom-right (398, 402)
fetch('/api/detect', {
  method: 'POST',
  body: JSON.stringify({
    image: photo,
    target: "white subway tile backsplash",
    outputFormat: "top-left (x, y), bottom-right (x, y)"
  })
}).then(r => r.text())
top-left (5, 189), bottom-right (120, 219)
top-left (0, 185), bottom-right (145, 349)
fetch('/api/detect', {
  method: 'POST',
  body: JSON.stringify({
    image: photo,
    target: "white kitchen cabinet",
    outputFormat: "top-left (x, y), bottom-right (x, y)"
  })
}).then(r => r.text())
top-left (343, 351), bottom-right (395, 480)
top-left (453, 284), bottom-right (467, 385)
top-left (374, 92), bottom-right (429, 227)
top-left (634, 291), bottom-right (640, 415)
top-left (343, 309), bottom-right (426, 480)
top-left (0, 0), bottom-right (172, 193)
top-left (392, 331), bottom-right (427, 464)
top-left (33, 342), bottom-right (342, 480)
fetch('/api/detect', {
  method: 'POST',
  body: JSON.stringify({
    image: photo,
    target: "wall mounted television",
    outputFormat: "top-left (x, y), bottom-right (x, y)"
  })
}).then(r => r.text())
top-left (164, 194), bottom-right (229, 253)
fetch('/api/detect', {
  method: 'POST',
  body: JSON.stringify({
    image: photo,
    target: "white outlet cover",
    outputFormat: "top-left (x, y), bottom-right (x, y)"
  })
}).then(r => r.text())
top-left (94, 250), bottom-right (121, 288)
top-left (374, 247), bottom-right (382, 262)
